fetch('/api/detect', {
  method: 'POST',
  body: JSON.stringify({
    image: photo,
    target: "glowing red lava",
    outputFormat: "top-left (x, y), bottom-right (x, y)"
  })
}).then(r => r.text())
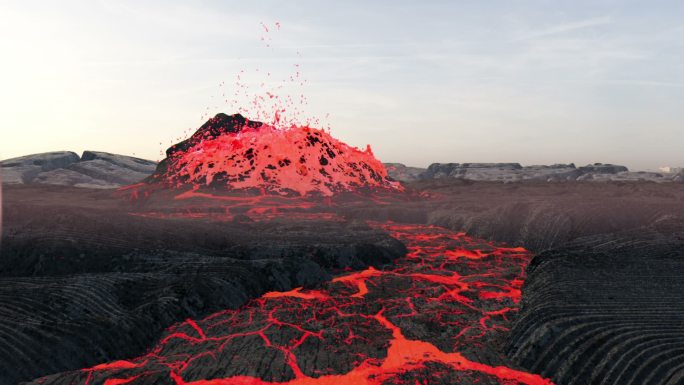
top-left (150, 114), bottom-right (402, 197)
top-left (69, 221), bottom-right (554, 385)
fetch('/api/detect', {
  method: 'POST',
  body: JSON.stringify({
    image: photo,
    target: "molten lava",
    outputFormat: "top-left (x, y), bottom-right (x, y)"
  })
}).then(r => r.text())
top-left (150, 113), bottom-right (402, 196)
top-left (63, 220), bottom-right (554, 385)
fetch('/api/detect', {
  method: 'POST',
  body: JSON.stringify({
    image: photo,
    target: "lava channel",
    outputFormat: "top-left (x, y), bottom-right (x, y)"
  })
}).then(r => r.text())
top-left (50, 222), bottom-right (554, 385)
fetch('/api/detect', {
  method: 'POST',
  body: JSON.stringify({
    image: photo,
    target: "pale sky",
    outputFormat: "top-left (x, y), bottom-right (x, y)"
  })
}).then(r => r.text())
top-left (1, 0), bottom-right (682, 170)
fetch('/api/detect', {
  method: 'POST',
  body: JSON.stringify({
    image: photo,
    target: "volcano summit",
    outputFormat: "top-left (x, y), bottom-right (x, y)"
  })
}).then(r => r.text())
top-left (149, 113), bottom-right (402, 196)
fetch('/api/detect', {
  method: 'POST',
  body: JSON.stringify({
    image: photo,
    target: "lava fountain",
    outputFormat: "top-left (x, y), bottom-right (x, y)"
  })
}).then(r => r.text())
top-left (147, 113), bottom-right (402, 197)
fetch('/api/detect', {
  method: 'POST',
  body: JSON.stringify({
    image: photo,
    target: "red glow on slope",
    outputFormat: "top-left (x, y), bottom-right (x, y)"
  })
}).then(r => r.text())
top-left (152, 115), bottom-right (402, 197)
top-left (67, 222), bottom-right (554, 385)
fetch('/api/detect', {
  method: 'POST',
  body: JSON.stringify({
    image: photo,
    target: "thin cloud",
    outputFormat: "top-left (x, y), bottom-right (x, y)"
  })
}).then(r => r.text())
top-left (516, 16), bottom-right (613, 40)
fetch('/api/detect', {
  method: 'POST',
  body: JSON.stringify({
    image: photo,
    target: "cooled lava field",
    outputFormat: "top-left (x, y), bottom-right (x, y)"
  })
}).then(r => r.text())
top-left (3, 180), bottom-right (684, 385)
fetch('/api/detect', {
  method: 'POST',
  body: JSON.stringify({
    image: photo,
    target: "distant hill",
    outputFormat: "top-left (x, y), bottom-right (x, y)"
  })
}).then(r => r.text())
top-left (1, 151), bottom-right (157, 188)
top-left (385, 162), bottom-right (684, 183)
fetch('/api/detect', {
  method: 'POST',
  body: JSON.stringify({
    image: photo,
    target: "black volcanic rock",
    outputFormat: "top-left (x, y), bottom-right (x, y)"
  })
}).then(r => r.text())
top-left (4, 179), bottom-right (684, 385)
top-left (24, 221), bottom-right (535, 385)
top-left (507, 218), bottom-right (684, 385)
top-left (339, 179), bottom-right (684, 253)
top-left (151, 113), bottom-right (263, 183)
top-left (165, 113), bottom-right (262, 158)
top-left (0, 184), bottom-right (405, 385)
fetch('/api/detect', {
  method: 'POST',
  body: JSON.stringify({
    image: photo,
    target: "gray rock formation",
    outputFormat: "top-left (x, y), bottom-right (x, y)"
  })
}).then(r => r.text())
top-left (410, 162), bottom-right (682, 183)
top-left (1, 151), bottom-right (156, 188)
top-left (419, 162), bottom-right (582, 182)
top-left (383, 163), bottom-right (427, 182)
top-left (0, 151), bottom-right (80, 184)
top-left (589, 171), bottom-right (670, 182)
top-left (421, 163), bottom-right (524, 181)
top-left (673, 171), bottom-right (684, 183)
top-left (578, 162), bottom-right (629, 174)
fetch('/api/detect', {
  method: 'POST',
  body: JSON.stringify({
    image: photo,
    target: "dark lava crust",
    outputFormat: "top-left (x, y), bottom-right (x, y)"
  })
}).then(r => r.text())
top-left (3, 180), bottom-right (684, 385)
top-left (0, 184), bottom-right (405, 385)
top-left (508, 218), bottom-right (684, 385)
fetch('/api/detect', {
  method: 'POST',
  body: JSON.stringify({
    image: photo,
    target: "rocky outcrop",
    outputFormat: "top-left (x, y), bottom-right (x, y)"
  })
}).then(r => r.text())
top-left (507, 219), bottom-right (684, 385)
top-left (0, 151), bottom-right (80, 184)
top-left (1, 151), bottom-right (156, 188)
top-left (673, 171), bottom-right (684, 183)
top-left (581, 170), bottom-right (669, 182)
top-left (421, 163), bottom-right (524, 181)
top-left (383, 163), bottom-right (427, 182)
top-left (420, 162), bottom-right (584, 182)
top-left (339, 179), bottom-right (684, 253)
top-left (411, 162), bottom-right (682, 183)
top-left (577, 163), bottom-right (629, 174)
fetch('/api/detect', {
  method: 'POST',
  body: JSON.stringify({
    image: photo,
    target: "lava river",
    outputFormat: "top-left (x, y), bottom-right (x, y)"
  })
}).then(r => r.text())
top-left (53, 222), bottom-right (554, 385)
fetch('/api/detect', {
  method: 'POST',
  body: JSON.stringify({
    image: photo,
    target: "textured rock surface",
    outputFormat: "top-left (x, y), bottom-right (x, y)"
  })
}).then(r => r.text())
top-left (508, 219), bottom-right (684, 385)
top-left (419, 162), bottom-right (588, 182)
top-left (672, 171), bottom-right (684, 183)
top-left (421, 163), bottom-right (524, 181)
top-left (1, 151), bottom-right (156, 188)
top-left (577, 163), bottom-right (629, 174)
top-left (0, 185), bottom-right (405, 385)
top-left (584, 170), bottom-right (670, 182)
top-left (339, 179), bottom-right (684, 253)
top-left (1, 151), bottom-right (80, 183)
top-left (392, 162), bottom-right (681, 183)
top-left (383, 162), bottom-right (427, 182)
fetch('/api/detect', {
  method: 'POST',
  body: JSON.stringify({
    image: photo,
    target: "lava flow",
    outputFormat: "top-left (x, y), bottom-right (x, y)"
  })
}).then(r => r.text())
top-left (63, 222), bottom-right (554, 385)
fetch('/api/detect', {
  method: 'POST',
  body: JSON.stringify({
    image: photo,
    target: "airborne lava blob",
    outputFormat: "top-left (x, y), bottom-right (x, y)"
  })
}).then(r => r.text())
top-left (149, 113), bottom-right (402, 196)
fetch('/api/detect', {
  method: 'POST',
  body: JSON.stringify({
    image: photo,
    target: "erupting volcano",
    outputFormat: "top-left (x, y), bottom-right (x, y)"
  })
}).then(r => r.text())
top-left (149, 113), bottom-right (402, 196)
